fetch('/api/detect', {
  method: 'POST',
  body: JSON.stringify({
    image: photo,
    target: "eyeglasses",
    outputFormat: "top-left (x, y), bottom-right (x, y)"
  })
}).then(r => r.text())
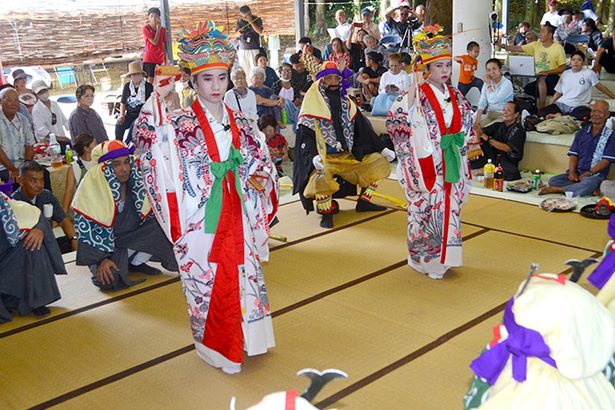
top-left (51, 113), bottom-right (57, 125)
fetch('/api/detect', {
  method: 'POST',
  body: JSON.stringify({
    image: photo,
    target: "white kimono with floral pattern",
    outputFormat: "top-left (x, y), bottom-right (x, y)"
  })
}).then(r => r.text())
top-left (134, 97), bottom-right (277, 369)
top-left (387, 83), bottom-right (474, 276)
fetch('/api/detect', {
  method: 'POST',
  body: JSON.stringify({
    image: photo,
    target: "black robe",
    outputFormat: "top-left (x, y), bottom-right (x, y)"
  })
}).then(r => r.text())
top-left (0, 214), bottom-right (65, 323)
top-left (76, 192), bottom-right (178, 291)
top-left (292, 91), bottom-right (385, 213)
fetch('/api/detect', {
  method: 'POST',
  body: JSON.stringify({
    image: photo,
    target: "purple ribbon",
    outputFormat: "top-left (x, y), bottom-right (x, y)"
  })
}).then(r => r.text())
top-left (587, 214), bottom-right (615, 289)
top-left (98, 146), bottom-right (136, 163)
top-left (317, 67), bottom-right (354, 97)
top-left (470, 298), bottom-right (557, 385)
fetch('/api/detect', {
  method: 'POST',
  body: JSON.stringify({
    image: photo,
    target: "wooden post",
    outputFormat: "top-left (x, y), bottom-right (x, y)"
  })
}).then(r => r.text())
top-left (294, 0), bottom-right (305, 42)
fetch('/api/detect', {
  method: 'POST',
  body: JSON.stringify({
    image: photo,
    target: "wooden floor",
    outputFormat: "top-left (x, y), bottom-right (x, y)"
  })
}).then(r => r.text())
top-left (0, 179), bottom-right (608, 410)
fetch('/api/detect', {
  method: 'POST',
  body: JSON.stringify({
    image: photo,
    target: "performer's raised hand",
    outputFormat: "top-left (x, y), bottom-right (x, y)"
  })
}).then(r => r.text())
top-left (381, 147), bottom-right (396, 162)
top-left (312, 155), bottom-right (325, 171)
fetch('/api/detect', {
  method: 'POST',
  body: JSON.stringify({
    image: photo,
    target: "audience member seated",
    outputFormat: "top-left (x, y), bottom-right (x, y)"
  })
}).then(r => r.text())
top-left (31, 80), bottom-right (71, 149)
top-left (298, 37), bottom-right (322, 61)
top-left (514, 21), bottom-right (531, 46)
top-left (400, 53), bottom-right (413, 73)
top-left (497, 23), bottom-right (566, 109)
top-left (541, 0), bottom-right (563, 27)
top-left (582, 18), bottom-right (603, 53)
top-left (472, 102), bottom-right (526, 181)
top-left (363, 34), bottom-right (386, 66)
top-left (69, 85), bottom-right (109, 144)
top-left (72, 141), bottom-right (177, 290)
top-left (554, 10), bottom-right (579, 54)
top-left (539, 51), bottom-right (615, 121)
top-left (224, 68), bottom-right (258, 125)
top-left (255, 53), bottom-right (279, 88)
top-left (593, 31), bottom-right (615, 74)
top-left (474, 58), bottom-right (514, 127)
top-left (540, 100), bottom-right (615, 197)
top-left (272, 63), bottom-right (301, 129)
top-left (13, 161), bottom-right (77, 253)
top-left (0, 192), bottom-right (65, 322)
top-left (383, 4), bottom-right (420, 49)
top-left (289, 54), bottom-right (314, 96)
top-left (328, 38), bottom-right (352, 69)
top-left (0, 88), bottom-right (35, 183)
top-left (116, 61), bottom-right (153, 143)
top-left (249, 67), bottom-right (284, 125)
top-left (357, 52), bottom-right (387, 101)
top-left (378, 53), bottom-right (412, 95)
top-left (177, 66), bottom-right (196, 108)
top-left (62, 133), bottom-right (96, 212)
top-left (526, 31), bottom-right (539, 44)
top-left (454, 41), bottom-right (483, 97)
top-left (570, 10), bottom-right (583, 32)
top-left (346, 27), bottom-right (369, 72)
top-left (11, 69), bottom-right (33, 96)
top-left (258, 114), bottom-right (289, 176)
top-left (360, 7), bottom-right (381, 41)
top-left (332, 9), bottom-right (351, 41)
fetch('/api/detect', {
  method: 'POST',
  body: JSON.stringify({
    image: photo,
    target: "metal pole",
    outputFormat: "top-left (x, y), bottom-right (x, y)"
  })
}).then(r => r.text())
top-left (160, 0), bottom-right (173, 63)
top-left (294, 0), bottom-right (305, 42)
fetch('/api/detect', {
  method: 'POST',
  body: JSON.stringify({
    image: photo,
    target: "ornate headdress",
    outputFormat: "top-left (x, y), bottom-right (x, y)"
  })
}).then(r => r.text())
top-left (314, 61), bottom-right (354, 97)
top-left (412, 24), bottom-right (452, 65)
top-left (92, 140), bottom-right (135, 164)
top-left (177, 21), bottom-right (236, 75)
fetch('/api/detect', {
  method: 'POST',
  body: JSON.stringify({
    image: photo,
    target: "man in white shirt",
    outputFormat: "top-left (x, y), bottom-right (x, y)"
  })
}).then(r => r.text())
top-left (30, 80), bottom-right (70, 148)
top-left (541, 0), bottom-right (563, 27)
top-left (333, 9), bottom-right (351, 41)
top-left (378, 53), bottom-right (412, 95)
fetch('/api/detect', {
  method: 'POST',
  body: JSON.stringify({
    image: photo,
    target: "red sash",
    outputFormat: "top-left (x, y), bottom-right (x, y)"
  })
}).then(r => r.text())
top-left (420, 84), bottom-right (463, 264)
top-left (191, 99), bottom-right (245, 364)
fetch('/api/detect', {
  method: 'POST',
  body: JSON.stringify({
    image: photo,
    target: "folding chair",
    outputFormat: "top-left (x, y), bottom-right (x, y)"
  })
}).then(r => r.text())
top-left (89, 62), bottom-right (110, 85)
top-left (54, 66), bottom-right (76, 89)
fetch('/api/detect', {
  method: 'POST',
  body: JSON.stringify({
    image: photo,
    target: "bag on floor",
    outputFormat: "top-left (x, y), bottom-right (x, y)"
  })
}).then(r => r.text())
top-left (535, 115), bottom-right (580, 135)
top-left (371, 92), bottom-right (397, 116)
top-left (524, 115), bottom-right (543, 131)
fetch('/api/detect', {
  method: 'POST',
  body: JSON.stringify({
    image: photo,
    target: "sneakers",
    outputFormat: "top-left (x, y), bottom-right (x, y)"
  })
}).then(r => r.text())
top-left (129, 263), bottom-right (161, 275)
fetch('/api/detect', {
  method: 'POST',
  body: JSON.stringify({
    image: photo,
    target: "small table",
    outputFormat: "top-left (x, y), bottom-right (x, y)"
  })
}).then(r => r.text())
top-left (47, 164), bottom-right (70, 206)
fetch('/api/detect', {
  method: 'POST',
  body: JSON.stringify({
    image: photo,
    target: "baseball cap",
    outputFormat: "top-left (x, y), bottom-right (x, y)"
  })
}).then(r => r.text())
top-left (31, 79), bottom-right (49, 94)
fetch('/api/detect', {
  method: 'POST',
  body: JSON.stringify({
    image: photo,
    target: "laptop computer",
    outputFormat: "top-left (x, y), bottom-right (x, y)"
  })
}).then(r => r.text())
top-left (508, 55), bottom-right (535, 77)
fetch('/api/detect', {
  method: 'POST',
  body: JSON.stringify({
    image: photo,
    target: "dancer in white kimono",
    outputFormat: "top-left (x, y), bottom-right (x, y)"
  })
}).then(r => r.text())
top-left (386, 25), bottom-right (474, 279)
top-left (134, 21), bottom-right (278, 374)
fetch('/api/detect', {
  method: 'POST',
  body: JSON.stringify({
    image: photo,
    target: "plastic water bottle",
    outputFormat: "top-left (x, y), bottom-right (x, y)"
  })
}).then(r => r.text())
top-left (48, 133), bottom-right (62, 168)
top-left (281, 108), bottom-right (288, 125)
top-left (494, 164), bottom-right (504, 192)
top-left (65, 147), bottom-right (74, 165)
top-left (483, 159), bottom-right (495, 189)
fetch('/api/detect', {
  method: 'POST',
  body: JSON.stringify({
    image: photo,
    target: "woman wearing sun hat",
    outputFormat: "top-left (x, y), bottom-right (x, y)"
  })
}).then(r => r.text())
top-left (134, 21), bottom-right (278, 374)
top-left (115, 61), bottom-right (153, 143)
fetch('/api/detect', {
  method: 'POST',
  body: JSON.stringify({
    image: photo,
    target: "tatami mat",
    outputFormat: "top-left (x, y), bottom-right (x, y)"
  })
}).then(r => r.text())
top-left (44, 230), bottom-right (595, 409)
top-left (0, 188), bottom-right (608, 409)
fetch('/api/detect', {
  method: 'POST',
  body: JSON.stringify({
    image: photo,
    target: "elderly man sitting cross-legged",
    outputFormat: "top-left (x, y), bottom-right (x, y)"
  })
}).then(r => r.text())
top-left (72, 140), bottom-right (178, 290)
top-left (540, 100), bottom-right (615, 197)
top-left (0, 192), bottom-right (65, 322)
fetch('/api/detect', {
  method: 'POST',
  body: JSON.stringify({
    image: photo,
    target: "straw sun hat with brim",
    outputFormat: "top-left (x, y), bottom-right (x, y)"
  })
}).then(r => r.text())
top-left (11, 69), bottom-right (32, 82)
top-left (126, 61), bottom-right (147, 76)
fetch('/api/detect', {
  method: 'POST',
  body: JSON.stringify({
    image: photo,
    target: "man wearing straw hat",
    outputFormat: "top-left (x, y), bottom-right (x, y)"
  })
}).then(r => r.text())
top-left (115, 61), bottom-right (153, 143)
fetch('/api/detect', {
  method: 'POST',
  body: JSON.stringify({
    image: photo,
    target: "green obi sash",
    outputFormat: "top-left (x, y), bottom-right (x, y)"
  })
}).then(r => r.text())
top-left (204, 146), bottom-right (245, 233)
top-left (441, 131), bottom-right (464, 183)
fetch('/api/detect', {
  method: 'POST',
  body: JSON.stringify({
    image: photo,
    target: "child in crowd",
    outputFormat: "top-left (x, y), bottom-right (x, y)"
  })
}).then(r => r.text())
top-left (454, 41), bottom-right (483, 97)
top-left (400, 52), bottom-right (413, 73)
top-left (142, 7), bottom-right (167, 84)
top-left (378, 53), bottom-right (412, 95)
top-left (258, 114), bottom-right (288, 176)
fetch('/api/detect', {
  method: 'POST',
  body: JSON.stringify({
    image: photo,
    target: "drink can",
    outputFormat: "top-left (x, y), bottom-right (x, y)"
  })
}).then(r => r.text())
top-left (533, 171), bottom-right (541, 189)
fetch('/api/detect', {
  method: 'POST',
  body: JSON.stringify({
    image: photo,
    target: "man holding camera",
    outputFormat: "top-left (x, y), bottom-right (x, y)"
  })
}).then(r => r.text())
top-left (384, 4), bottom-right (421, 49)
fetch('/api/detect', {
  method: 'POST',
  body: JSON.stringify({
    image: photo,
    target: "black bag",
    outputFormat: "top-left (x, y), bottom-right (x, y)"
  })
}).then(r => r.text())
top-left (514, 96), bottom-right (537, 116)
top-left (524, 115), bottom-right (543, 131)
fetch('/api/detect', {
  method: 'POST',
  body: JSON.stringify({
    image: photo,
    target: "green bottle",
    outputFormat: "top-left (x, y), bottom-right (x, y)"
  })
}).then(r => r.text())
top-left (65, 147), bottom-right (73, 165)
top-left (281, 108), bottom-right (288, 125)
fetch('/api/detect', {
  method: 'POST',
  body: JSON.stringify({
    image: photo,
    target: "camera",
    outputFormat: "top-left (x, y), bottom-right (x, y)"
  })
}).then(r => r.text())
top-left (489, 11), bottom-right (498, 21)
